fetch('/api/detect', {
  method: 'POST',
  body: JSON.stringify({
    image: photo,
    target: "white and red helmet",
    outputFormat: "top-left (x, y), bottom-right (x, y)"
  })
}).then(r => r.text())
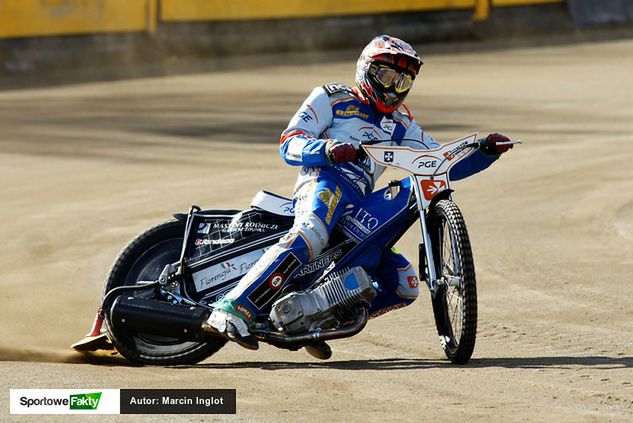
top-left (355, 35), bottom-right (423, 113)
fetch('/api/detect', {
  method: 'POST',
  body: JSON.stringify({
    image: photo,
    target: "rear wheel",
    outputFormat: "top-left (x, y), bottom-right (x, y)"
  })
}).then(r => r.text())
top-left (428, 200), bottom-right (477, 364)
top-left (104, 219), bottom-right (226, 365)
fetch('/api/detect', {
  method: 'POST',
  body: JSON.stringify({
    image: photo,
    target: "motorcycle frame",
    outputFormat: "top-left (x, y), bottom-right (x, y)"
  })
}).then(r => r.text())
top-left (361, 133), bottom-right (480, 293)
top-left (167, 134), bottom-right (481, 306)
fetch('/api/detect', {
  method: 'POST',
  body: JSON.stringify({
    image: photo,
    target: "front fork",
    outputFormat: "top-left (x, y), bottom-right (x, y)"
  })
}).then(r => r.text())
top-left (418, 211), bottom-right (439, 296)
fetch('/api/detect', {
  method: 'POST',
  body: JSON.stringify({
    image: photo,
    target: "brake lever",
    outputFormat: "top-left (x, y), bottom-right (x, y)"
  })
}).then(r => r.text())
top-left (496, 140), bottom-right (523, 145)
top-left (473, 139), bottom-right (523, 149)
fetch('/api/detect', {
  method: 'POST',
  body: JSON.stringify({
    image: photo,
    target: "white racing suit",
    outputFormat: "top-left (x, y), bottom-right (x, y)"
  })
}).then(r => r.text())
top-left (213, 83), bottom-right (499, 323)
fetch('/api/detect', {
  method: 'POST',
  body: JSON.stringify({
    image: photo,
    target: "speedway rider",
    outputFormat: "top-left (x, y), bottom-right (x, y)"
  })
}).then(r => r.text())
top-left (207, 35), bottom-right (512, 359)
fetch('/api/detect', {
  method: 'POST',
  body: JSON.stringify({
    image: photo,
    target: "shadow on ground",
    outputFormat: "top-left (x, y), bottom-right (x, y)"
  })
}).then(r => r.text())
top-left (173, 356), bottom-right (633, 371)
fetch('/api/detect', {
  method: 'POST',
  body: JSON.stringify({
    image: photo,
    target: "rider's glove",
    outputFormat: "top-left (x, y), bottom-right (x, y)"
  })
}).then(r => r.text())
top-left (480, 133), bottom-right (513, 155)
top-left (326, 140), bottom-right (357, 163)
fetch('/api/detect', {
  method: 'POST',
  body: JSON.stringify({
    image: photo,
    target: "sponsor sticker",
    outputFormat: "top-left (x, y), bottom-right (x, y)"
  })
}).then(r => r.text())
top-left (323, 82), bottom-right (351, 95)
top-left (269, 273), bottom-right (284, 289)
top-left (248, 253), bottom-right (302, 309)
top-left (407, 276), bottom-right (419, 289)
top-left (380, 116), bottom-right (396, 135)
top-left (280, 201), bottom-right (295, 214)
top-left (421, 180), bottom-right (447, 201)
top-left (198, 221), bottom-right (281, 235)
top-left (443, 141), bottom-right (469, 161)
top-left (384, 151), bottom-right (394, 163)
top-left (192, 248), bottom-right (268, 292)
top-left (195, 238), bottom-right (235, 247)
top-left (362, 130), bottom-right (379, 141)
top-left (211, 221), bottom-right (280, 233)
top-left (318, 186), bottom-right (342, 225)
top-left (298, 111), bottom-right (312, 123)
top-left (197, 223), bottom-right (211, 234)
top-left (411, 154), bottom-right (441, 170)
top-left (295, 248), bottom-right (343, 277)
top-left (235, 304), bottom-right (253, 321)
top-left (417, 159), bottom-right (439, 169)
top-left (340, 208), bottom-right (380, 241)
top-left (335, 105), bottom-right (369, 120)
top-left (353, 208), bottom-right (379, 232)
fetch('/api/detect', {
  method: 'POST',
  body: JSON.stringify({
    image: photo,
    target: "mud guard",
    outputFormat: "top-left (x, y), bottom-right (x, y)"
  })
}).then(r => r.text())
top-left (173, 209), bottom-right (241, 222)
top-left (428, 189), bottom-right (454, 211)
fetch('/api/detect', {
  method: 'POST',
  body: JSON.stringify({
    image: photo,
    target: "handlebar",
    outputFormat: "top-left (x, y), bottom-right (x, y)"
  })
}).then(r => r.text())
top-left (358, 138), bottom-right (522, 149)
top-left (356, 138), bottom-right (522, 161)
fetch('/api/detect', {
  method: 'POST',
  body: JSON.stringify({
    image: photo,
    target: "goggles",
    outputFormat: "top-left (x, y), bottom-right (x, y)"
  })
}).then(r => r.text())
top-left (369, 64), bottom-right (414, 94)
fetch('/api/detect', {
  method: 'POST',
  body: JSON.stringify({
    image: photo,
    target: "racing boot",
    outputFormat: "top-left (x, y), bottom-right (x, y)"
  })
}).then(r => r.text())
top-left (304, 341), bottom-right (332, 360)
top-left (204, 299), bottom-right (259, 350)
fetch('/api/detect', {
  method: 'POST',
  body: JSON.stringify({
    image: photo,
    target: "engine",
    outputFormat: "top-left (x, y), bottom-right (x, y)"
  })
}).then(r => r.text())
top-left (269, 267), bottom-right (376, 334)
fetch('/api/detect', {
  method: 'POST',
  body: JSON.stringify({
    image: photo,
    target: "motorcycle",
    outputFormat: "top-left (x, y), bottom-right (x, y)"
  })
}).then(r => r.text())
top-left (72, 133), bottom-right (519, 365)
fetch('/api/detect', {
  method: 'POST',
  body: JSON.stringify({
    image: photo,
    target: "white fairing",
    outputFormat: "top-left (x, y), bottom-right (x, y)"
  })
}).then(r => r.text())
top-left (363, 133), bottom-right (478, 176)
top-left (363, 133), bottom-right (479, 209)
top-left (250, 191), bottom-right (295, 216)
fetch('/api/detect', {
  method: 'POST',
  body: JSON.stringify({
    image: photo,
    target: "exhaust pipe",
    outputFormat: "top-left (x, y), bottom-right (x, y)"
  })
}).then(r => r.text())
top-left (249, 308), bottom-right (369, 345)
top-left (113, 295), bottom-right (369, 347)
top-left (110, 296), bottom-right (210, 342)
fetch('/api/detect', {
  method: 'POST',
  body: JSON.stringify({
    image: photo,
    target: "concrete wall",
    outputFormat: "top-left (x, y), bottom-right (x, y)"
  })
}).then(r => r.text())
top-left (0, 0), bottom-right (570, 40)
top-left (3, 0), bottom-right (630, 85)
top-left (567, 0), bottom-right (633, 27)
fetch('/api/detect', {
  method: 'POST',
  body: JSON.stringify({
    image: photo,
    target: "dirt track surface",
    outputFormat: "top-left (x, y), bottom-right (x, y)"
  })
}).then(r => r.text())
top-left (1, 38), bottom-right (633, 422)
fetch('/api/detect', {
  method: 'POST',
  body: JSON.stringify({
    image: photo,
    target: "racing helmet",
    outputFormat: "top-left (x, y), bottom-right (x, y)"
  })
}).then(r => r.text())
top-left (355, 35), bottom-right (423, 113)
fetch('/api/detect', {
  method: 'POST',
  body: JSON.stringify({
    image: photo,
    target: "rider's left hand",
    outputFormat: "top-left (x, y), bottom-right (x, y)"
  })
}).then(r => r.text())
top-left (480, 133), bottom-right (513, 155)
top-left (326, 140), bottom-right (358, 163)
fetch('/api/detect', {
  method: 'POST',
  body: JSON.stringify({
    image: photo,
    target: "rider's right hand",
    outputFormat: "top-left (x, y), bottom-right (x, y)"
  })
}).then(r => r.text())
top-left (479, 133), bottom-right (513, 155)
top-left (326, 140), bottom-right (358, 163)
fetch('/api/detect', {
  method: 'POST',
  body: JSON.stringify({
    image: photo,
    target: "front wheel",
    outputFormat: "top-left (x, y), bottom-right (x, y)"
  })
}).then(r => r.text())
top-left (104, 219), bottom-right (226, 365)
top-left (427, 200), bottom-right (477, 364)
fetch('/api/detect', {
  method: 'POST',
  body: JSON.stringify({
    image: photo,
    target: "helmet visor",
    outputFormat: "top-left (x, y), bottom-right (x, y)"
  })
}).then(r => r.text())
top-left (369, 64), bottom-right (414, 94)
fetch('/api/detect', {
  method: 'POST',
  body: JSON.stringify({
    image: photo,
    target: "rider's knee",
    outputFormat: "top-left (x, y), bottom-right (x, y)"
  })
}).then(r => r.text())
top-left (279, 218), bottom-right (328, 260)
top-left (300, 219), bottom-right (329, 259)
top-left (396, 267), bottom-right (420, 303)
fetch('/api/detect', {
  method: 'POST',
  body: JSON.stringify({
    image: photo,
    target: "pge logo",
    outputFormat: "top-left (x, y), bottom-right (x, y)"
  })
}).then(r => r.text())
top-left (298, 111), bottom-right (312, 123)
top-left (412, 154), bottom-right (440, 170)
top-left (380, 117), bottom-right (396, 135)
top-left (421, 180), bottom-right (447, 201)
top-left (281, 201), bottom-right (295, 214)
top-left (384, 151), bottom-right (394, 163)
top-left (417, 160), bottom-right (438, 169)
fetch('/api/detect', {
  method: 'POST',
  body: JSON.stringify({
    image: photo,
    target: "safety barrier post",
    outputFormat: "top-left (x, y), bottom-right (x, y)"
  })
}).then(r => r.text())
top-left (474, 0), bottom-right (491, 21)
top-left (147, 0), bottom-right (158, 33)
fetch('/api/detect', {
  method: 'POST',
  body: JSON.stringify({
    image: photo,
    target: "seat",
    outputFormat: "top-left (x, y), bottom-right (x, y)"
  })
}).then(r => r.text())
top-left (250, 191), bottom-right (294, 216)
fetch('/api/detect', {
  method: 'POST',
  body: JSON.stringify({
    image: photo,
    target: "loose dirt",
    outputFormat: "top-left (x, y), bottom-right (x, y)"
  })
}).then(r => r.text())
top-left (1, 38), bottom-right (632, 422)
